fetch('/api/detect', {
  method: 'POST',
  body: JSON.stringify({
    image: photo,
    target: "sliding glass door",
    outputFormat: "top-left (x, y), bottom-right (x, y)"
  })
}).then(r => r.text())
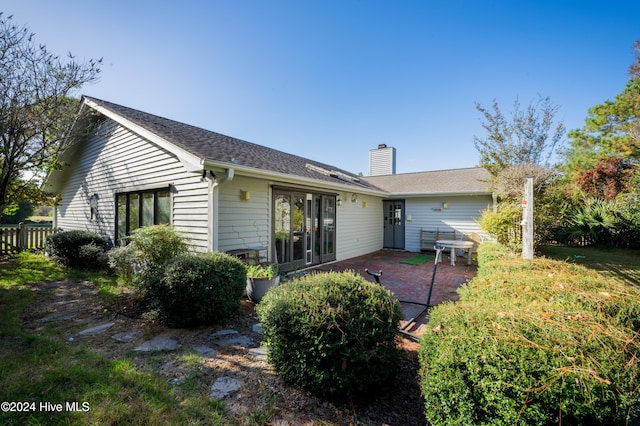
top-left (273, 190), bottom-right (335, 271)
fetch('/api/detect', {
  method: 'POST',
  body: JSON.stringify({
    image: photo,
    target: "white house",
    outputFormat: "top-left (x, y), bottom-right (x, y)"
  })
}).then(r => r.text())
top-left (46, 97), bottom-right (493, 272)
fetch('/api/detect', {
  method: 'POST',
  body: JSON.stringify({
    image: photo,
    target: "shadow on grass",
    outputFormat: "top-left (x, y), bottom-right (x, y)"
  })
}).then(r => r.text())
top-left (540, 245), bottom-right (640, 287)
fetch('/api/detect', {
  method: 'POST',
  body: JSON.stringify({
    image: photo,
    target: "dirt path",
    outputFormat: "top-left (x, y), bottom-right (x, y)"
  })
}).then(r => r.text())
top-left (20, 278), bottom-right (427, 425)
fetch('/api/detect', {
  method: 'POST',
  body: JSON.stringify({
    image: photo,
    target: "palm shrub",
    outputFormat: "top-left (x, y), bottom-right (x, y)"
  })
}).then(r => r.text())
top-left (419, 242), bottom-right (640, 425)
top-left (147, 252), bottom-right (247, 327)
top-left (256, 270), bottom-right (402, 397)
top-left (569, 199), bottom-right (618, 246)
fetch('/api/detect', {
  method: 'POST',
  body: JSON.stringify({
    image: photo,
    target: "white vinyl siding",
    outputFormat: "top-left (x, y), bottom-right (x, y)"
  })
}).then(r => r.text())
top-left (336, 193), bottom-right (384, 260)
top-left (216, 176), bottom-right (270, 256)
top-left (403, 195), bottom-right (493, 252)
top-left (56, 119), bottom-right (210, 250)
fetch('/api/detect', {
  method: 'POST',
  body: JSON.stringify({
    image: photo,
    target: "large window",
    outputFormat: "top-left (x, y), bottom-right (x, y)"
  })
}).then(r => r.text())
top-left (116, 188), bottom-right (171, 244)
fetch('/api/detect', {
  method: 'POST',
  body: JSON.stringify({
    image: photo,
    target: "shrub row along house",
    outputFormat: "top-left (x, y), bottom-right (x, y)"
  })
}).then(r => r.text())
top-left (46, 96), bottom-right (493, 272)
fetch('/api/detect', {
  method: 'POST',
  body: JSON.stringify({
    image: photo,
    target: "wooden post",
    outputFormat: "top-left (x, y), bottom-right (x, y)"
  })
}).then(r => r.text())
top-left (18, 222), bottom-right (26, 252)
top-left (521, 177), bottom-right (534, 259)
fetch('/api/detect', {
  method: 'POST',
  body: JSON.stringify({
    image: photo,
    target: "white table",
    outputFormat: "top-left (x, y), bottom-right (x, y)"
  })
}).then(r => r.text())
top-left (436, 240), bottom-right (474, 266)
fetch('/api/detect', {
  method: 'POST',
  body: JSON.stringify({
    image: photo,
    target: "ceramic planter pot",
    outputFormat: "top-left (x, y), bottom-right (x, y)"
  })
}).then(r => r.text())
top-left (246, 275), bottom-right (280, 303)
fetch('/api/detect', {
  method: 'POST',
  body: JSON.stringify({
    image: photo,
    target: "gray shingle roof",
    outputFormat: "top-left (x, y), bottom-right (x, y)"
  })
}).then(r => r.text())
top-left (78, 97), bottom-right (490, 196)
top-left (83, 96), bottom-right (373, 190)
top-left (362, 167), bottom-right (492, 195)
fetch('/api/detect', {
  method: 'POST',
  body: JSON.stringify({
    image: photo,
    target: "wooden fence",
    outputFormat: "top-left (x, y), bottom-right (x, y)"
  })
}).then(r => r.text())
top-left (0, 223), bottom-right (59, 255)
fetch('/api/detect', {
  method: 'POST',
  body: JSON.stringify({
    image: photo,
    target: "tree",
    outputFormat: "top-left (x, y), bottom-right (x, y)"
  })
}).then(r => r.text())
top-left (0, 13), bottom-right (101, 218)
top-left (575, 157), bottom-right (637, 200)
top-left (562, 40), bottom-right (640, 178)
top-left (473, 96), bottom-right (566, 176)
top-left (0, 200), bottom-right (33, 224)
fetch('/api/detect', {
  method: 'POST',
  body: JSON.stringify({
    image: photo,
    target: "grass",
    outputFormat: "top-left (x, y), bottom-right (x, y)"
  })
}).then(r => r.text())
top-left (400, 253), bottom-right (435, 265)
top-left (0, 252), bottom-right (230, 425)
top-left (540, 245), bottom-right (640, 286)
top-left (3, 247), bottom-right (637, 424)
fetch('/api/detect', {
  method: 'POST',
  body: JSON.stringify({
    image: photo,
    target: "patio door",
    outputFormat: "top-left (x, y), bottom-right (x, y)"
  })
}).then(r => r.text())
top-left (274, 190), bottom-right (335, 272)
top-left (383, 200), bottom-right (405, 249)
top-left (313, 194), bottom-right (336, 265)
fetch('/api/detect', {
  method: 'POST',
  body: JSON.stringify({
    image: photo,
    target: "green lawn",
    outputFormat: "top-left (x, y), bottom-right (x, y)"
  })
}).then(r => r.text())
top-left (540, 245), bottom-right (640, 286)
top-left (2, 247), bottom-right (638, 424)
top-left (0, 252), bottom-right (229, 425)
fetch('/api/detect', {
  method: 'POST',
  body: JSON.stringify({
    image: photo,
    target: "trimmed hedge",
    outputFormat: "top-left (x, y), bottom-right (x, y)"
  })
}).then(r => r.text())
top-left (256, 270), bottom-right (402, 397)
top-left (147, 252), bottom-right (247, 328)
top-left (45, 230), bottom-right (109, 269)
top-left (419, 242), bottom-right (640, 425)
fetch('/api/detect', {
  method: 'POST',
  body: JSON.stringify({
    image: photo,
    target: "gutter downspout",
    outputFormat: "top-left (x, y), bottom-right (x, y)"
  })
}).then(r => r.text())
top-left (209, 168), bottom-right (234, 252)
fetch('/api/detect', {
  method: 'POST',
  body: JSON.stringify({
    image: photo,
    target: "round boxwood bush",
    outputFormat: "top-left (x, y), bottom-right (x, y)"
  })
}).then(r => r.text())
top-left (45, 230), bottom-right (109, 268)
top-left (419, 243), bottom-right (640, 426)
top-left (147, 252), bottom-right (247, 327)
top-left (256, 270), bottom-right (402, 397)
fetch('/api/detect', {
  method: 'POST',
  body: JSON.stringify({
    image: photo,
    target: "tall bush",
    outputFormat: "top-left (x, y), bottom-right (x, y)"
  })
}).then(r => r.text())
top-left (127, 225), bottom-right (189, 283)
top-left (147, 252), bottom-right (246, 327)
top-left (419, 243), bottom-right (640, 425)
top-left (478, 201), bottom-right (521, 251)
top-left (256, 271), bottom-right (402, 397)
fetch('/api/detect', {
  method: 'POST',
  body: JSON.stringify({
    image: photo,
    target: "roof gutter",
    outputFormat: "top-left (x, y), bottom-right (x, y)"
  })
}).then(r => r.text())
top-left (386, 191), bottom-right (494, 198)
top-left (202, 158), bottom-right (387, 197)
top-left (213, 168), bottom-right (234, 187)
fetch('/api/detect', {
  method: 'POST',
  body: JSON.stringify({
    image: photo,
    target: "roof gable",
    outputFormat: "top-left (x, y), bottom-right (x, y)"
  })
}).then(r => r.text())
top-left (82, 96), bottom-right (373, 190)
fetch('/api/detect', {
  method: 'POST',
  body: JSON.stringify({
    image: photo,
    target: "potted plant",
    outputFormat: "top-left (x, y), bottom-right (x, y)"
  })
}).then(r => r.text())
top-left (246, 263), bottom-right (280, 303)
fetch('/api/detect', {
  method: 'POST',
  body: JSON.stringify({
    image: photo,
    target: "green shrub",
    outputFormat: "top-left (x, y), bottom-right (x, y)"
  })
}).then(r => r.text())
top-left (128, 225), bottom-right (189, 284)
top-left (77, 242), bottom-right (110, 270)
top-left (107, 244), bottom-right (137, 283)
top-left (478, 201), bottom-right (522, 252)
top-left (45, 230), bottom-right (109, 268)
top-left (419, 242), bottom-right (640, 425)
top-left (256, 270), bottom-right (402, 397)
top-left (147, 252), bottom-right (246, 328)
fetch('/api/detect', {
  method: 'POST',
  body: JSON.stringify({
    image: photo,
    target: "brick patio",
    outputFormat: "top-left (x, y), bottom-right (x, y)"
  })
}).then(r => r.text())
top-left (311, 249), bottom-right (477, 337)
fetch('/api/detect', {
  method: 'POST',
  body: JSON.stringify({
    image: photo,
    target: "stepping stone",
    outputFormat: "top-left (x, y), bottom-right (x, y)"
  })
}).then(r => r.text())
top-left (213, 334), bottom-right (253, 348)
top-left (111, 331), bottom-right (139, 343)
top-left (37, 310), bottom-right (78, 322)
top-left (76, 322), bottom-right (115, 336)
top-left (52, 299), bottom-right (81, 307)
top-left (248, 346), bottom-right (268, 360)
top-left (209, 376), bottom-right (242, 399)
top-left (210, 329), bottom-right (239, 339)
top-left (210, 329), bottom-right (254, 348)
top-left (193, 346), bottom-right (218, 358)
top-left (133, 336), bottom-right (180, 352)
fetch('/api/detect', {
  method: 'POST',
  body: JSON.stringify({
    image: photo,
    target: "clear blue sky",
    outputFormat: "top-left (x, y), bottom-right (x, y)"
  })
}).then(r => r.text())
top-left (3, 1), bottom-right (639, 175)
